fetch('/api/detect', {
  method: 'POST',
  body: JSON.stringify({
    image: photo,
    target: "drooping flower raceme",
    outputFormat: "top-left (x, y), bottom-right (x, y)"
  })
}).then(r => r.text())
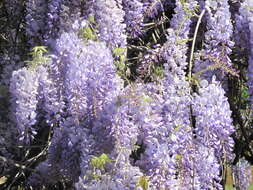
top-left (192, 78), bottom-right (235, 162)
top-left (25, 0), bottom-right (48, 45)
top-left (235, 0), bottom-right (253, 109)
top-left (78, 85), bottom-right (148, 189)
top-left (47, 119), bottom-right (82, 184)
top-left (142, 0), bottom-right (164, 19)
top-left (133, 72), bottom-right (195, 189)
top-left (194, 0), bottom-right (235, 84)
top-left (234, 0), bottom-right (252, 57)
top-left (36, 64), bottom-right (65, 126)
top-left (204, 0), bottom-right (234, 53)
top-left (137, 1), bottom-right (199, 187)
top-left (161, 29), bottom-right (189, 76)
top-left (43, 0), bottom-right (64, 46)
top-left (10, 0), bottom-right (245, 189)
top-left (88, 0), bottom-right (127, 49)
top-left (55, 31), bottom-right (123, 122)
top-left (9, 67), bottom-right (40, 144)
top-left (42, 29), bottom-right (127, 188)
top-left (232, 158), bottom-right (252, 190)
top-left (191, 144), bottom-right (223, 190)
top-left (161, 0), bottom-right (198, 76)
top-left (122, 0), bottom-right (144, 38)
top-left (28, 117), bottom-right (95, 188)
top-left (92, 86), bottom-right (140, 155)
top-left (48, 0), bottom-right (86, 34)
top-left (170, 0), bottom-right (198, 40)
top-left (154, 94), bottom-right (191, 188)
top-left (9, 64), bottom-right (60, 144)
top-left (26, 0), bottom-right (85, 47)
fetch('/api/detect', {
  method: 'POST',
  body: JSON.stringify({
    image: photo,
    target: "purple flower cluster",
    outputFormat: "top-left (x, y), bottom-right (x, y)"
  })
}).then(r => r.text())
top-left (194, 0), bottom-right (234, 85)
top-left (193, 78), bottom-right (235, 161)
top-left (122, 0), bottom-right (144, 38)
top-left (235, 0), bottom-right (253, 109)
top-left (55, 31), bottom-right (123, 121)
top-left (161, 0), bottom-right (198, 75)
top-left (4, 0), bottom-right (253, 189)
top-left (142, 0), bottom-right (164, 18)
top-left (90, 0), bottom-right (127, 49)
top-left (26, 0), bottom-right (85, 47)
top-left (232, 158), bottom-right (252, 190)
top-left (25, 0), bottom-right (48, 45)
top-left (9, 67), bottom-right (40, 144)
top-left (36, 64), bottom-right (64, 125)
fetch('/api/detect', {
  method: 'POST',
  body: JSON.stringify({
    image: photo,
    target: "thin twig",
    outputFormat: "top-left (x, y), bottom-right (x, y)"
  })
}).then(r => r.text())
top-left (188, 8), bottom-right (206, 80)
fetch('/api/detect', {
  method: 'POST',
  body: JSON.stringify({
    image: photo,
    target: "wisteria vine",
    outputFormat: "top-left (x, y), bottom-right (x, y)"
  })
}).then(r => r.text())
top-left (0, 0), bottom-right (252, 189)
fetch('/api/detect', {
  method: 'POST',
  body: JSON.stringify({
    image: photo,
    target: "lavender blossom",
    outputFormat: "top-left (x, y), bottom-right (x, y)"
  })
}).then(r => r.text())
top-left (191, 145), bottom-right (222, 190)
top-left (45, 0), bottom-right (85, 45)
top-left (134, 78), bottom-right (194, 189)
top-left (36, 65), bottom-right (65, 126)
top-left (161, 0), bottom-right (198, 75)
top-left (50, 30), bottom-right (127, 188)
top-left (74, 85), bottom-right (150, 190)
top-left (25, 0), bottom-right (48, 45)
top-left (192, 78), bottom-right (235, 161)
top-left (194, 0), bottom-right (234, 85)
top-left (155, 77), bottom-right (192, 189)
top-left (77, 83), bottom-right (164, 189)
top-left (204, 0), bottom-right (234, 52)
top-left (135, 2), bottom-right (197, 186)
top-left (47, 121), bottom-right (82, 183)
top-left (76, 162), bottom-right (143, 190)
top-left (122, 0), bottom-right (144, 38)
top-left (161, 29), bottom-right (189, 75)
top-left (92, 91), bottom-right (139, 156)
top-left (93, 84), bottom-right (148, 165)
top-left (170, 0), bottom-right (198, 40)
top-left (232, 158), bottom-right (252, 190)
top-left (9, 67), bottom-right (39, 144)
top-left (28, 117), bottom-right (93, 188)
top-left (55, 31), bottom-right (123, 122)
top-left (26, 0), bottom-right (85, 47)
top-left (43, 0), bottom-right (64, 46)
top-left (87, 0), bottom-right (126, 49)
top-left (142, 0), bottom-right (164, 18)
top-left (235, 0), bottom-right (253, 109)
top-left (234, 1), bottom-right (252, 57)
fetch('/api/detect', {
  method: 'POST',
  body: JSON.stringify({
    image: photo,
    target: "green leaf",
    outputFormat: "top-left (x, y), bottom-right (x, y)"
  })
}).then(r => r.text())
top-left (115, 61), bottom-right (125, 71)
top-left (175, 154), bottom-right (182, 160)
top-left (113, 47), bottom-right (126, 56)
top-left (120, 55), bottom-right (125, 64)
top-left (136, 176), bottom-right (149, 190)
top-left (81, 27), bottom-right (96, 40)
top-left (17, 186), bottom-right (26, 190)
top-left (153, 66), bottom-right (164, 78)
top-left (142, 95), bottom-right (152, 103)
top-left (100, 153), bottom-right (110, 161)
top-left (245, 5), bottom-right (253, 11)
top-left (26, 46), bottom-right (51, 68)
top-left (90, 153), bottom-right (112, 169)
top-left (0, 176), bottom-right (7, 185)
top-left (241, 86), bottom-right (249, 100)
top-left (32, 46), bottom-right (48, 54)
top-left (88, 15), bottom-right (96, 23)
